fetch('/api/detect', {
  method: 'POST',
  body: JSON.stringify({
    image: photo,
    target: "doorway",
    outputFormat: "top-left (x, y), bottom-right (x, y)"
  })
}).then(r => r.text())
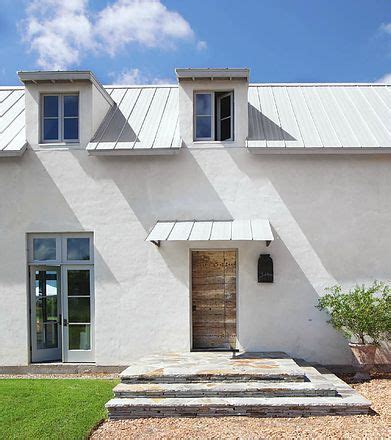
top-left (191, 250), bottom-right (237, 350)
top-left (28, 234), bottom-right (94, 363)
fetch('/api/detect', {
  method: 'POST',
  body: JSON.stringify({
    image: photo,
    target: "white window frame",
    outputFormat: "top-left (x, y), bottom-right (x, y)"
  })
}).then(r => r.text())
top-left (216, 91), bottom-right (234, 142)
top-left (194, 91), bottom-right (215, 141)
top-left (62, 233), bottom-right (94, 264)
top-left (41, 94), bottom-right (79, 144)
top-left (29, 235), bottom-right (62, 265)
top-left (28, 233), bottom-right (93, 265)
top-left (194, 91), bottom-right (234, 141)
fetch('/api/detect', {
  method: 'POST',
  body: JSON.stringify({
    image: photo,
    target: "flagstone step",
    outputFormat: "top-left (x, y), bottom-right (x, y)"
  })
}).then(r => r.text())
top-left (113, 381), bottom-right (337, 398)
top-left (120, 371), bottom-right (305, 384)
top-left (106, 395), bottom-right (371, 419)
top-left (119, 352), bottom-right (306, 384)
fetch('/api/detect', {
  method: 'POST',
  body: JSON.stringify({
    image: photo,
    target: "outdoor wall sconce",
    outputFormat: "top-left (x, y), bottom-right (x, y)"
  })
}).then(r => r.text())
top-left (258, 254), bottom-right (273, 283)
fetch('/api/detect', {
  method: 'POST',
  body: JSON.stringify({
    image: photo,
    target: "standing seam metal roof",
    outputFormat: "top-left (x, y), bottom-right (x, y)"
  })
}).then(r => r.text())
top-left (2, 83), bottom-right (391, 156)
top-left (0, 87), bottom-right (26, 156)
top-left (87, 85), bottom-right (180, 153)
top-left (248, 84), bottom-right (391, 149)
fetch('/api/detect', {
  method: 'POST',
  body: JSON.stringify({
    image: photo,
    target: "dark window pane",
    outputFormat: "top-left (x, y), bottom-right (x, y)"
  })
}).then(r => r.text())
top-left (64, 118), bottom-right (79, 140)
top-left (220, 95), bottom-right (231, 119)
top-left (196, 93), bottom-right (211, 116)
top-left (64, 95), bottom-right (79, 117)
top-left (220, 118), bottom-right (231, 141)
top-left (68, 270), bottom-right (90, 296)
top-left (43, 96), bottom-right (58, 117)
top-left (69, 324), bottom-right (90, 350)
top-left (43, 118), bottom-right (59, 140)
top-left (196, 116), bottom-right (212, 138)
top-left (67, 238), bottom-right (90, 260)
top-left (68, 297), bottom-right (90, 323)
top-left (33, 238), bottom-right (56, 260)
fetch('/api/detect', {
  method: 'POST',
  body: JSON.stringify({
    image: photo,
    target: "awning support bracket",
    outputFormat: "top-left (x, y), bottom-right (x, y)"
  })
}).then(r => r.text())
top-left (151, 240), bottom-right (161, 247)
top-left (266, 240), bottom-right (271, 247)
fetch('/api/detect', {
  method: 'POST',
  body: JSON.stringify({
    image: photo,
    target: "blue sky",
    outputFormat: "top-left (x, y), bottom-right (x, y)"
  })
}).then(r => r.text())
top-left (1, 0), bottom-right (391, 85)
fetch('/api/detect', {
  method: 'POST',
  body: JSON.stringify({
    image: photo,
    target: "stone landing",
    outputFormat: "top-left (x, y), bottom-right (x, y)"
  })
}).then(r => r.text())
top-left (106, 352), bottom-right (371, 419)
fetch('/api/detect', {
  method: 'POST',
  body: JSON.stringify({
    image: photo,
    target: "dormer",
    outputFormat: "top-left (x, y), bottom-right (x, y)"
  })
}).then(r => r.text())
top-left (176, 68), bottom-right (249, 148)
top-left (18, 70), bottom-right (114, 149)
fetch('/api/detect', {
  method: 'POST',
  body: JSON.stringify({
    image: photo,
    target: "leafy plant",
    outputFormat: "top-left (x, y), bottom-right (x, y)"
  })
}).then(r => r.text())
top-left (317, 281), bottom-right (391, 345)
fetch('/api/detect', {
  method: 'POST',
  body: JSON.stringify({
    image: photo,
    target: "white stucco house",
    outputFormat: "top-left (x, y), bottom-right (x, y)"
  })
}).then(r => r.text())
top-left (0, 68), bottom-right (390, 368)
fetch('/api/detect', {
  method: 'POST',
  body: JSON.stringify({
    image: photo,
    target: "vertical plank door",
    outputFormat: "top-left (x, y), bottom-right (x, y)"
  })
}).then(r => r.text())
top-left (192, 250), bottom-right (236, 349)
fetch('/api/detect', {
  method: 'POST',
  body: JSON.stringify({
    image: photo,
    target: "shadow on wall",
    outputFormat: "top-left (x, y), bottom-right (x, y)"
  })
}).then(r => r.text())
top-left (77, 148), bottom-right (233, 230)
top-left (74, 148), bottom-right (233, 286)
top-left (226, 150), bottom-right (391, 364)
top-left (13, 150), bottom-right (119, 287)
top-left (248, 103), bottom-right (296, 141)
top-left (236, 238), bottom-right (352, 364)
top-left (227, 151), bottom-right (391, 282)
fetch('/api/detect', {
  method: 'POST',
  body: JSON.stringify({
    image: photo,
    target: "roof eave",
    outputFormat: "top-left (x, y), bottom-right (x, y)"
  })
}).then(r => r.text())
top-left (17, 70), bottom-right (114, 107)
top-left (0, 143), bottom-right (27, 157)
top-left (176, 68), bottom-right (249, 81)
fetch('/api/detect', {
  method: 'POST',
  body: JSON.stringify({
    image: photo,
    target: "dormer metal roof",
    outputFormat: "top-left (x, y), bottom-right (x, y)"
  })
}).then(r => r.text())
top-left (175, 68), bottom-right (249, 81)
top-left (17, 70), bottom-right (114, 107)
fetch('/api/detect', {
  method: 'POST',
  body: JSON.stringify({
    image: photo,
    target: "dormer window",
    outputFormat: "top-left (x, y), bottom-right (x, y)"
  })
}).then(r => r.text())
top-left (194, 91), bottom-right (233, 141)
top-left (42, 94), bottom-right (79, 143)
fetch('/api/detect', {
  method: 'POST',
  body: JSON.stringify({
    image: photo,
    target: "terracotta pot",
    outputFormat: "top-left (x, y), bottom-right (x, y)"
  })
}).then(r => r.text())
top-left (349, 342), bottom-right (377, 381)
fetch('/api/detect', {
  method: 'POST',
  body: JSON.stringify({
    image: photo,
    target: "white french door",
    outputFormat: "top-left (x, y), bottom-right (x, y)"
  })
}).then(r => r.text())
top-left (28, 233), bottom-right (94, 363)
top-left (30, 267), bottom-right (62, 362)
top-left (62, 266), bottom-right (94, 362)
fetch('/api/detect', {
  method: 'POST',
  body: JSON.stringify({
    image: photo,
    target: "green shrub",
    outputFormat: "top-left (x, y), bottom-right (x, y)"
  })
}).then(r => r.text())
top-left (317, 281), bottom-right (391, 345)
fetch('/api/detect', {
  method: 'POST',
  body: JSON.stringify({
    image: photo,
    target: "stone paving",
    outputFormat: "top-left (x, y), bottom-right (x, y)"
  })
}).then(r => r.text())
top-left (119, 352), bottom-right (305, 383)
top-left (106, 352), bottom-right (371, 419)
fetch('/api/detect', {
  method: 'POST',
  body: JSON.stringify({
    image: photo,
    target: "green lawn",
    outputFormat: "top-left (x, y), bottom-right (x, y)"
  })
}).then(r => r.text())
top-left (0, 379), bottom-right (118, 440)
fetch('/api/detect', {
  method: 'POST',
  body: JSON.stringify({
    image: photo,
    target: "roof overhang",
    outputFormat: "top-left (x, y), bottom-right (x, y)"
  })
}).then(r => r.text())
top-left (17, 70), bottom-right (114, 106)
top-left (175, 68), bottom-right (249, 81)
top-left (0, 143), bottom-right (27, 157)
top-left (146, 219), bottom-right (273, 247)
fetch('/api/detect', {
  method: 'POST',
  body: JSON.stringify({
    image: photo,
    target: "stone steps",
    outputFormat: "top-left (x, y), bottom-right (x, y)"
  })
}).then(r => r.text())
top-left (120, 372), bottom-right (305, 384)
top-left (113, 381), bottom-right (337, 398)
top-left (106, 395), bottom-right (371, 419)
top-left (106, 353), bottom-right (371, 419)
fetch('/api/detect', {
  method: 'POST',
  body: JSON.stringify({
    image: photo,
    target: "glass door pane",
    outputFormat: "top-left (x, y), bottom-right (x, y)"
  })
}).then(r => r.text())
top-left (30, 267), bottom-right (62, 362)
top-left (63, 266), bottom-right (94, 362)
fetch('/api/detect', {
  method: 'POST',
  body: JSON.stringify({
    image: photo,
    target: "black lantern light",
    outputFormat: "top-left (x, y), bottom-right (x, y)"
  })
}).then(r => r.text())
top-left (258, 254), bottom-right (273, 283)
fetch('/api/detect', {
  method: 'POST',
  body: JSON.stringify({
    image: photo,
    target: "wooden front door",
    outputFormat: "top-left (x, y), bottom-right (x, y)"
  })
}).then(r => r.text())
top-left (191, 250), bottom-right (237, 350)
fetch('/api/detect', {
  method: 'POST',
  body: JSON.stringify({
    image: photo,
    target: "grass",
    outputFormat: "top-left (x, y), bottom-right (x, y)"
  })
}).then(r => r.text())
top-left (0, 379), bottom-right (118, 440)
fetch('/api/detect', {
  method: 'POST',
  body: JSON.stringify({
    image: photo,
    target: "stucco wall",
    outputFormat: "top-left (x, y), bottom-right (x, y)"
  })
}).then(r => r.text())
top-left (0, 148), bottom-right (390, 366)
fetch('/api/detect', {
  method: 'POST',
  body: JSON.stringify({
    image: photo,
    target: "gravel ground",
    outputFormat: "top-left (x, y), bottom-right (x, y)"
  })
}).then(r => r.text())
top-left (91, 378), bottom-right (390, 440)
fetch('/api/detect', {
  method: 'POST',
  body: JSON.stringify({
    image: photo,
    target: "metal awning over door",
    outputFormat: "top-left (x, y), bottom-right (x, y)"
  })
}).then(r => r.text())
top-left (146, 219), bottom-right (274, 246)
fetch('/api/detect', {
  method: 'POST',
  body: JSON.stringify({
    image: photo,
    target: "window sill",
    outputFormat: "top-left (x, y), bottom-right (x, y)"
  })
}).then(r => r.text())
top-left (193, 140), bottom-right (235, 144)
top-left (39, 142), bottom-right (80, 147)
top-left (35, 142), bottom-right (82, 151)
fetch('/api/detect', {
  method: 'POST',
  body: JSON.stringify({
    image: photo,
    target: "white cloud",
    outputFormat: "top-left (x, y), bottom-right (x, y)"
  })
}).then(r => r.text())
top-left (21, 0), bottom-right (196, 69)
top-left (111, 68), bottom-right (174, 85)
top-left (22, 0), bottom-right (94, 69)
top-left (96, 0), bottom-right (194, 55)
top-left (380, 22), bottom-right (391, 35)
top-left (376, 73), bottom-right (391, 83)
top-left (196, 40), bottom-right (207, 51)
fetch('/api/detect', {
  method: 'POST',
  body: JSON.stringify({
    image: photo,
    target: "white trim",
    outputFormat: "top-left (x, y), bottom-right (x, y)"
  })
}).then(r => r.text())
top-left (62, 265), bottom-right (94, 363)
top-left (30, 266), bottom-right (62, 362)
top-left (194, 91), bottom-right (215, 141)
top-left (62, 234), bottom-right (94, 264)
top-left (41, 93), bottom-right (79, 144)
